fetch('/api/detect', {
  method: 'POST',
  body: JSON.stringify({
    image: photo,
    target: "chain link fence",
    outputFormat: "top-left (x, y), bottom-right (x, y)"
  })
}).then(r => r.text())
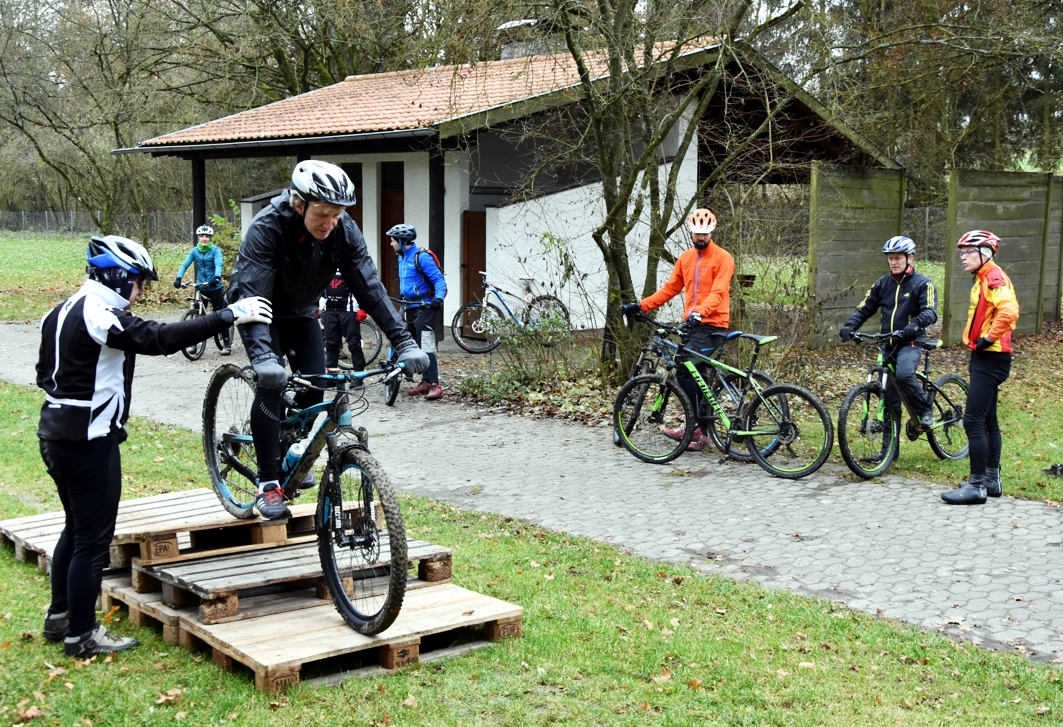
top-left (0, 209), bottom-right (237, 244)
top-left (903, 206), bottom-right (948, 262)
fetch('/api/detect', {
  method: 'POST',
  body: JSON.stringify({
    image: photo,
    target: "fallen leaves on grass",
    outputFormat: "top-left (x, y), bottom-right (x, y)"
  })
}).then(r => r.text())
top-left (403, 695), bottom-right (417, 707)
top-left (155, 688), bottom-right (181, 704)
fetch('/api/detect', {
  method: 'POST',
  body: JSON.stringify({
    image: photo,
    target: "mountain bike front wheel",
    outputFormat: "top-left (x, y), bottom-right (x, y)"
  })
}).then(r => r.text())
top-left (318, 446), bottom-right (407, 635)
top-left (451, 302), bottom-right (504, 354)
top-left (707, 370), bottom-right (777, 462)
top-left (613, 374), bottom-right (694, 464)
top-left (202, 364), bottom-right (260, 519)
top-left (927, 373), bottom-right (969, 460)
top-left (180, 309), bottom-right (207, 361)
top-left (837, 382), bottom-right (898, 479)
top-left (745, 383), bottom-right (834, 479)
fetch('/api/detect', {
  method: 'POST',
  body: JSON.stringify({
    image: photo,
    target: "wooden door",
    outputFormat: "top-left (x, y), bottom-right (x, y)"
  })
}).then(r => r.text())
top-left (462, 211), bottom-right (487, 304)
top-left (379, 192), bottom-right (405, 299)
top-left (340, 163), bottom-right (363, 231)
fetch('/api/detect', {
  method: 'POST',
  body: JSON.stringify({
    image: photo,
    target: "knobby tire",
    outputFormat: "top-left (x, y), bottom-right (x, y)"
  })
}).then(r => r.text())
top-left (203, 364), bottom-right (260, 519)
top-left (318, 446), bottom-right (407, 634)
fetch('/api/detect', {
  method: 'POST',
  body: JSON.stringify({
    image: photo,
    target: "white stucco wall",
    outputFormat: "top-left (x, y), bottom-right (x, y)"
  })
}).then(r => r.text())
top-left (484, 115), bottom-right (699, 330)
top-left (317, 152), bottom-right (469, 319)
top-left (443, 150), bottom-right (471, 317)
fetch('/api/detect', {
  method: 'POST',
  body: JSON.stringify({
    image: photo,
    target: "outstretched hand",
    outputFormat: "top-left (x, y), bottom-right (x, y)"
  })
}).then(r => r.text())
top-left (228, 296), bottom-right (273, 326)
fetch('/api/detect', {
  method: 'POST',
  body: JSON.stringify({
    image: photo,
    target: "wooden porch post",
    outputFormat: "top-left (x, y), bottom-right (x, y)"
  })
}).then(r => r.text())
top-left (191, 155), bottom-right (206, 242)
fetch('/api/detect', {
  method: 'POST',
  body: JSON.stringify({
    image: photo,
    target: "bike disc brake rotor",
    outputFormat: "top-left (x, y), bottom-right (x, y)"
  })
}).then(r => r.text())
top-left (776, 420), bottom-right (800, 445)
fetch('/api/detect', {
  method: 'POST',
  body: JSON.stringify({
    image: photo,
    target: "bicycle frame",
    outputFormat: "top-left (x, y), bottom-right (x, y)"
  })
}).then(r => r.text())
top-left (858, 334), bottom-right (948, 431)
top-left (216, 366), bottom-right (399, 499)
top-left (670, 341), bottom-right (778, 439)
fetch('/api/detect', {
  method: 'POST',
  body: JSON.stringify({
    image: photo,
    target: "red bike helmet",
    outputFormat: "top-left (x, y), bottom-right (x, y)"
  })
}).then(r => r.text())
top-left (956, 230), bottom-right (1000, 254)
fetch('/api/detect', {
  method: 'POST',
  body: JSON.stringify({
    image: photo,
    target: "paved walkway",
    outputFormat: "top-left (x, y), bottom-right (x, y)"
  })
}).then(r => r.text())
top-left (3, 319), bottom-right (1062, 663)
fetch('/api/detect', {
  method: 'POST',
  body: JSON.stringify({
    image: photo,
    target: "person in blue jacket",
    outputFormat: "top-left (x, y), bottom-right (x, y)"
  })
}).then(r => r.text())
top-left (388, 224), bottom-right (446, 399)
top-left (175, 225), bottom-right (232, 354)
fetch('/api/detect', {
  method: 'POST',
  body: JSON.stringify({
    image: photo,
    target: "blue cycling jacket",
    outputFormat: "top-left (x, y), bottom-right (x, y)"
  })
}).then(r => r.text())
top-left (396, 245), bottom-right (446, 307)
top-left (176, 245), bottom-right (224, 290)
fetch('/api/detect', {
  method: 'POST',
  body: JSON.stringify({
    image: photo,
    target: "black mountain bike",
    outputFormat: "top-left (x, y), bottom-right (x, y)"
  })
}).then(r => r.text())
top-left (837, 331), bottom-right (969, 479)
top-left (202, 361), bottom-right (409, 634)
top-left (178, 282), bottom-right (232, 361)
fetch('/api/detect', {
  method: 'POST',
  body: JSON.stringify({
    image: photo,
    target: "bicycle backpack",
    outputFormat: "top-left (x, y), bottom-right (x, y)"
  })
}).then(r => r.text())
top-left (413, 248), bottom-right (444, 296)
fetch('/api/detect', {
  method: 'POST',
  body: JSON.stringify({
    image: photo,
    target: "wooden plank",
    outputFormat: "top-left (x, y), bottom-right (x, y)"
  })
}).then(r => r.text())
top-left (132, 534), bottom-right (317, 568)
top-left (140, 539), bottom-right (448, 599)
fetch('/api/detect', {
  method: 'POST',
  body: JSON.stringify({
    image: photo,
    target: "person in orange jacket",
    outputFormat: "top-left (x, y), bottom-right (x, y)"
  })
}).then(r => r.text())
top-left (621, 208), bottom-right (735, 451)
top-left (941, 230), bottom-right (1020, 505)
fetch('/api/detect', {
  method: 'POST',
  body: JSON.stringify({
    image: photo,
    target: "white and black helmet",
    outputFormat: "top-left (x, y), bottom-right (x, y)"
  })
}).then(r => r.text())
top-left (291, 160), bottom-right (357, 207)
top-left (87, 235), bottom-right (158, 281)
top-left (195, 224), bottom-right (214, 237)
top-left (882, 236), bottom-right (916, 255)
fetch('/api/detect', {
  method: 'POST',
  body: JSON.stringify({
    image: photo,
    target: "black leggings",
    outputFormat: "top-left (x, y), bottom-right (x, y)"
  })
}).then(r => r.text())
top-left (964, 351), bottom-right (1011, 477)
top-left (250, 317), bottom-right (326, 482)
top-left (676, 325), bottom-right (726, 430)
top-left (39, 435), bottom-right (122, 638)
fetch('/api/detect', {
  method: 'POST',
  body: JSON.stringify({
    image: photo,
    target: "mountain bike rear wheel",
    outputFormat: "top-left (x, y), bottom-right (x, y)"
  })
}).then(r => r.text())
top-left (927, 373), bottom-right (969, 460)
top-left (746, 383), bottom-right (833, 479)
top-left (451, 302), bottom-right (504, 354)
top-left (613, 374), bottom-right (694, 464)
top-left (837, 382), bottom-right (898, 479)
top-left (180, 309), bottom-right (207, 361)
top-left (707, 370), bottom-right (777, 462)
top-left (203, 364), bottom-right (259, 518)
top-left (360, 318), bottom-right (383, 365)
top-left (318, 446), bottom-right (407, 635)
top-left (523, 295), bottom-right (571, 347)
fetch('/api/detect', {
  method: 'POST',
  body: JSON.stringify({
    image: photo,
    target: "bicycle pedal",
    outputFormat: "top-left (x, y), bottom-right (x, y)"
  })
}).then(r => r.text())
top-left (718, 457), bottom-right (726, 465)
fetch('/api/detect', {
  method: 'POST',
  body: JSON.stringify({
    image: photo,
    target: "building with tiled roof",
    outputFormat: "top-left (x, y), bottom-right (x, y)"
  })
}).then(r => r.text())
top-left (123, 43), bottom-right (896, 328)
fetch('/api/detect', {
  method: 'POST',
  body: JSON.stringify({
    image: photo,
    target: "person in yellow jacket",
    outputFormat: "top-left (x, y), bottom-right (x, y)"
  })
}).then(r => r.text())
top-left (941, 230), bottom-right (1020, 505)
top-left (621, 208), bottom-right (735, 451)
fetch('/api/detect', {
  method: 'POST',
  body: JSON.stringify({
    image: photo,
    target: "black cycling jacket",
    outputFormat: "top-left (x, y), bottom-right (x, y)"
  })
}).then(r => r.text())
top-left (845, 266), bottom-right (938, 339)
top-left (227, 190), bottom-right (409, 361)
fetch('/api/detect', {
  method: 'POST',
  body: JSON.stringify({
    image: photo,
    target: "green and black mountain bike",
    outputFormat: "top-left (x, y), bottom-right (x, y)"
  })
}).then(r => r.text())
top-left (837, 331), bottom-right (969, 479)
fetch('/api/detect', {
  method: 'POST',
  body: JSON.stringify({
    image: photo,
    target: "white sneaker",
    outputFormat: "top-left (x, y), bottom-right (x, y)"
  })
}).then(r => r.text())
top-left (64, 624), bottom-right (138, 657)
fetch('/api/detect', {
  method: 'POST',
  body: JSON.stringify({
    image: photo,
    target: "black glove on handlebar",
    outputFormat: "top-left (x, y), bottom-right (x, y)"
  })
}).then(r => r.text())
top-left (174, 278), bottom-right (182, 289)
top-left (620, 303), bottom-right (641, 316)
top-left (839, 326), bottom-right (853, 342)
top-left (901, 322), bottom-right (921, 341)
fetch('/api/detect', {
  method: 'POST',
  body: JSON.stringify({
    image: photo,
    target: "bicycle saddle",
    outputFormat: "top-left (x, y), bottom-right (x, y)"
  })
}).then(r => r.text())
top-left (917, 339), bottom-right (943, 350)
top-left (739, 333), bottom-right (778, 346)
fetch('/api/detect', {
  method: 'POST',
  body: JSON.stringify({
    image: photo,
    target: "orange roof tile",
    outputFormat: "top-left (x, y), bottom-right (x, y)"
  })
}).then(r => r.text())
top-left (139, 45), bottom-right (709, 147)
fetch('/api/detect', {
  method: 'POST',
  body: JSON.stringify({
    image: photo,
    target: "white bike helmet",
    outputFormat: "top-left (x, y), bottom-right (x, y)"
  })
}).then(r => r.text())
top-left (687, 208), bottom-right (717, 235)
top-left (882, 236), bottom-right (915, 255)
top-left (87, 235), bottom-right (158, 280)
top-left (291, 161), bottom-right (357, 207)
top-left (195, 225), bottom-right (215, 237)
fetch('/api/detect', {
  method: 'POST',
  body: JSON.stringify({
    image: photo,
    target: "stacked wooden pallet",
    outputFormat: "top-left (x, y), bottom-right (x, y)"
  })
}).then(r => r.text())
top-left (1, 489), bottom-right (523, 692)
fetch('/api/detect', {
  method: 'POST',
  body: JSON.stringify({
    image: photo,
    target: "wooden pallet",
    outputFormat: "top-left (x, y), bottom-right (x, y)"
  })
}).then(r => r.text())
top-left (100, 575), bottom-right (187, 646)
top-left (179, 583), bottom-right (523, 693)
top-left (132, 539), bottom-right (453, 623)
top-left (0, 489), bottom-right (318, 569)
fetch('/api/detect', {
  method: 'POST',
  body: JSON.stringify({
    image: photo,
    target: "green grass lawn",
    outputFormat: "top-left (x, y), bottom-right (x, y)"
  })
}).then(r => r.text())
top-left (0, 232), bottom-right (191, 322)
top-left (2, 380), bottom-right (1063, 725)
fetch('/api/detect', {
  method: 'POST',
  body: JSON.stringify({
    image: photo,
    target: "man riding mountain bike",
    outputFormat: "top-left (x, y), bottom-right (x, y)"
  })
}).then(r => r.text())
top-left (621, 207), bottom-right (735, 451)
top-left (839, 236), bottom-right (939, 462)
top-left (226, 160), bottom-right (429, 520)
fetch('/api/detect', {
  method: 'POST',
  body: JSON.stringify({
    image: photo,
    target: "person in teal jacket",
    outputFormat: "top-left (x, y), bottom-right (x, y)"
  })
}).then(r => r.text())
top-left (175, 225), bottom-right (232, 354)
